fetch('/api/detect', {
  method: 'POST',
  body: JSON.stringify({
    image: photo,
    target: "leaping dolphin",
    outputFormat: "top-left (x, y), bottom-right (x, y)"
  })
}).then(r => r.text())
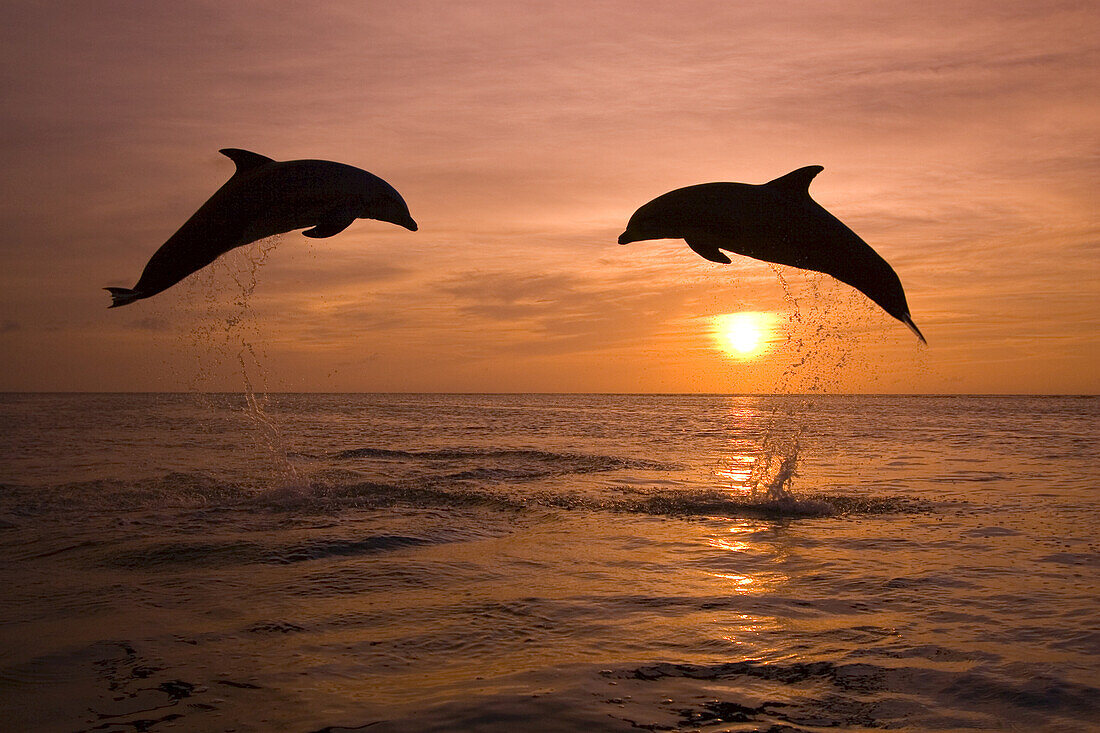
top-left (105, 148), bottom-right (417, 307)
top-left (618, 166), bottom-right (925, 343)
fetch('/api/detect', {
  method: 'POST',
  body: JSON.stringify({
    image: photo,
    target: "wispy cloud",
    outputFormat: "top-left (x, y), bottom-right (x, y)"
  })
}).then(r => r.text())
top-left (0, 0), bottom-right (1095, 391)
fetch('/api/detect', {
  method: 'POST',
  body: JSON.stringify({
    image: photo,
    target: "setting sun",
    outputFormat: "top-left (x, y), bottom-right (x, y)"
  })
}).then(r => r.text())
top-left (713, 312), bottom-right (776, 358)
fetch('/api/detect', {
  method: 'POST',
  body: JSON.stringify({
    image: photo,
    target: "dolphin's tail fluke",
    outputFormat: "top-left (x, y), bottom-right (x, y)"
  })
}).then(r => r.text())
top-left (900, 314), bottom-right (927, 345)
top-left (104, 287), bottom-right (142, 308)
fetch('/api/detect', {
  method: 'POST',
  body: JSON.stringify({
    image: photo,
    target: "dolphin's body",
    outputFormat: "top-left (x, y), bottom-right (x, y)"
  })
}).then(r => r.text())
top-left (106, 148), bottom-right (417, 307)
top-left (618, 166), bottom-right (925, 343)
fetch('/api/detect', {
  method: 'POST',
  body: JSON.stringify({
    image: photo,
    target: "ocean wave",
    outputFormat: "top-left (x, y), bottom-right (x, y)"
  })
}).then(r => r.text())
top-left (603, 490), bottom-right (930, 518)
top-left (604, 658), bottom-right (1100, 729)
top-left (103, 534), bottom-right (437, 570)
top-left (333, 446), bottom-right (677, 473)
top-left (267, 480), bottom-right (930, 519)
top-left (268, 653), bottom-right (1100, 733)
top-left (0, 473), bottom-right (266, 515)
top-left (1, 470), bottom-right (932, 522)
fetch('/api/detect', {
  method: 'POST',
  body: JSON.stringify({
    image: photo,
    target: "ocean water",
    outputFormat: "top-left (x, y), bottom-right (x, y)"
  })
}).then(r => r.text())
top-left (0, 393), bottom-right (1096, 732)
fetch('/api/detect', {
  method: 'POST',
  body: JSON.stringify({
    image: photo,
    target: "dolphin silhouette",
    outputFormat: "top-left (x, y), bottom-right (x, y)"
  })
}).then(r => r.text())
top-left (105, 148), bottom-right (417, 307)
top-left (618, 166), bottom-right (925, 343)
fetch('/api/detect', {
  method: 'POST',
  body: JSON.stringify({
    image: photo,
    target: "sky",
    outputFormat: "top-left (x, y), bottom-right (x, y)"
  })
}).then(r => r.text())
top-left (0, 0), bottom-right (1096, 393)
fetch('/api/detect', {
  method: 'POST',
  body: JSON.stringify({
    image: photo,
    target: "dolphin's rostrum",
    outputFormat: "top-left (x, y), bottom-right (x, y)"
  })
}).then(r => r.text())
top-left (618, 166), bottom-right (925, 343)
top-left (105, 149), bottom-right (417, 307)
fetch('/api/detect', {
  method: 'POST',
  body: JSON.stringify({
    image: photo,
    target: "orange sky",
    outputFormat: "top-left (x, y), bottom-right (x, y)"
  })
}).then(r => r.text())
top-left (0, 1), bottom-right (1096, 393)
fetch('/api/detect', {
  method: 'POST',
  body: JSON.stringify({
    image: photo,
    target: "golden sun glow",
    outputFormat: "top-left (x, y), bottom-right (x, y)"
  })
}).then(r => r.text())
top-left (712, 312), bottom-right (776, 358)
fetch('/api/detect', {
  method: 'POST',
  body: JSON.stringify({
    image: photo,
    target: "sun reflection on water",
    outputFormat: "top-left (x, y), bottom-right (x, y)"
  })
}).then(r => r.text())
top-left (709, 571), bottom-right (756, 587)
top-left (715, 457), bottom-right (755, 491)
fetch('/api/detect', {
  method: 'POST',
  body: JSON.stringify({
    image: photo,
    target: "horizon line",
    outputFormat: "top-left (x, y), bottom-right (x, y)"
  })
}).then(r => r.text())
top-left (0, 391), bottom-right (1095, 398)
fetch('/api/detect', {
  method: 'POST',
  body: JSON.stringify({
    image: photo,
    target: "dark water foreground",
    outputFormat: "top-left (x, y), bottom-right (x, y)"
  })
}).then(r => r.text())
top-left (0, 394), bottom-right (1096, 732)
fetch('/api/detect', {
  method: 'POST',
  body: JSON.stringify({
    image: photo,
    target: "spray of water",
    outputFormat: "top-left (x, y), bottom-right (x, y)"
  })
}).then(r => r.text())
top-left (744, 268), bottom-right (866, 506)
top-left (160, 237), bottom-right (304, 491)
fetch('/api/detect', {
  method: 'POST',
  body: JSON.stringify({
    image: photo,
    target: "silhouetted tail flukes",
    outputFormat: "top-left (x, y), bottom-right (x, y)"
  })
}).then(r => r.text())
top-left (104, 287), bottom-right (142, 308)
top-left (900, 313), bottom-right (927, 345)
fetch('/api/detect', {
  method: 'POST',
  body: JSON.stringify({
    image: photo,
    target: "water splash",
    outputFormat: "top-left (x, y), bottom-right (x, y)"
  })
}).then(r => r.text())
top-left (763, 439), bottom-right (799, 500)
top-left (743, 269), bottom-right (864, 505)
top-left (161, 237), bottom-right (302, 487)
top-left (771, 267), bottom-right (867, 393)
top-left (240, 361), bottom-right (301, 486)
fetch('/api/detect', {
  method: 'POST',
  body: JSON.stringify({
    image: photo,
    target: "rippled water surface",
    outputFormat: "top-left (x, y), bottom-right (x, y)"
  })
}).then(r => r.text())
top-left (0, 394), bottom-right (1096, 732)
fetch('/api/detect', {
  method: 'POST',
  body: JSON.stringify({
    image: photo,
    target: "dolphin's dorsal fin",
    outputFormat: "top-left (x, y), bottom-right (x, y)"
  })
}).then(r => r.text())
top-left (765, 165), bottom-right (824, 196)
top-left (219, 148), bottom-right (274, 175)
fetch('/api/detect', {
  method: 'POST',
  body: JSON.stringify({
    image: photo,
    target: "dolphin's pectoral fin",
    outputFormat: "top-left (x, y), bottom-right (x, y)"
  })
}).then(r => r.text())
top-left (219, 148), bottom-right (275, 175)
top-left (685, 237), bottom-right (733, 264)
top-left (302, 214), bottom-right (357, 239)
